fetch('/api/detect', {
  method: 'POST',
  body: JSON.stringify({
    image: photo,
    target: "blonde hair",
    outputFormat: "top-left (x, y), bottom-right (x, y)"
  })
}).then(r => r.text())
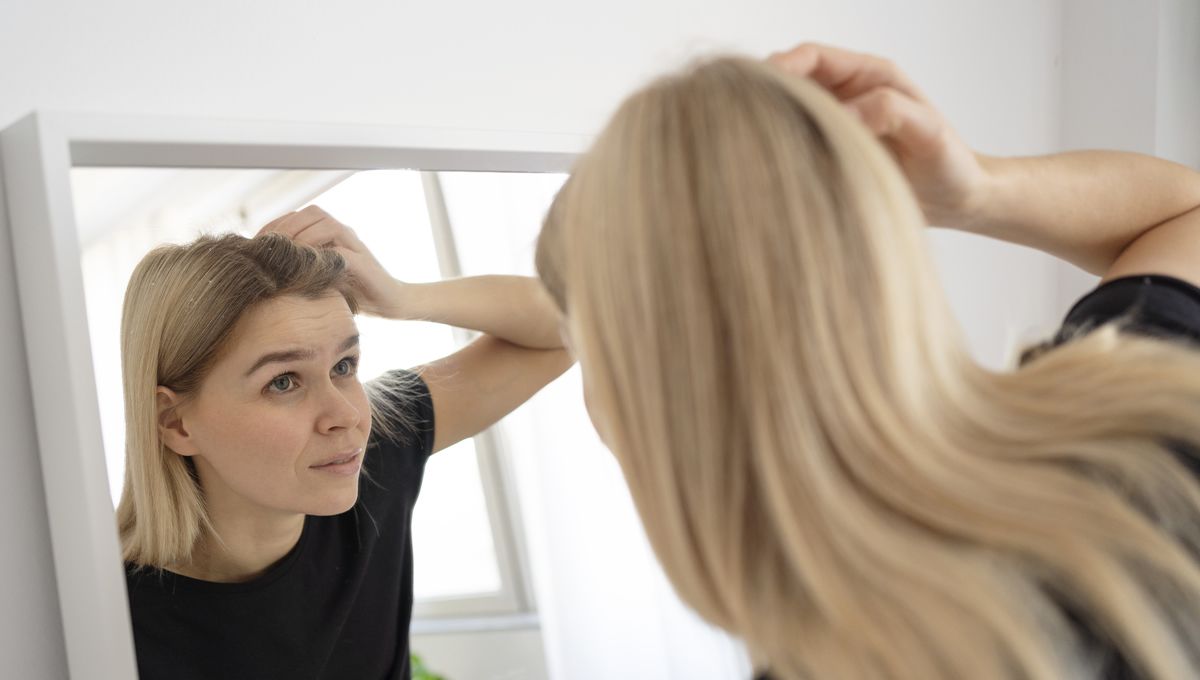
top-left (118, 232), bottom-right (418, 570)
top-left (537, 57), bottom-right (1200, 679)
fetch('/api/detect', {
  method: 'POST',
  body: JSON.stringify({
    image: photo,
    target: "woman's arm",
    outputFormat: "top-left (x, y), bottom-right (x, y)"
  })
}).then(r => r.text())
top-left (381, 275), bottom-right (561, 349)
top-left (1099, 203), bottom-right (1200, 286)
top-left (769, 43), bottom-right (1200, 280)
top-left (379, 275), bottom-right (573, 453)
top-left (967, 152), bottom-right (1200, 278)
top-left (259, 206), bottom-right (573, 454)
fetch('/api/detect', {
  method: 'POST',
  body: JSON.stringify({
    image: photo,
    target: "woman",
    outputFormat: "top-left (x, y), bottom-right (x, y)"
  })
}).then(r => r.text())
top-left (119, 205), bottom-right (571, 679)
top-left (536, 45), bottom-right (1200, 679)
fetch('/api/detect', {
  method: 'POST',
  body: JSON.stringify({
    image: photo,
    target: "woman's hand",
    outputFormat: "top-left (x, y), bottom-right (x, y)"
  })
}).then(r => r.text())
top-left (257, 205), bottom-right (403, 317)
top-left (768, 43), bottom-right (991, 229)
top-left (257, 205), bottom-right (564, 348)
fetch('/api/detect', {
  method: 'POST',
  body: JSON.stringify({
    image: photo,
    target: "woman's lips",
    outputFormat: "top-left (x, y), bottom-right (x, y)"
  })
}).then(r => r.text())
top-left (311, 449), bottom-right (362, 476)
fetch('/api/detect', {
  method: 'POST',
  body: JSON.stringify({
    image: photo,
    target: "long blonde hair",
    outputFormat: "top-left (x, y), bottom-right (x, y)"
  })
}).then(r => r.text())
top-left (118, 232), bottom-right (417, 569)
top-left (537, 57), bottom-right (1200, 679)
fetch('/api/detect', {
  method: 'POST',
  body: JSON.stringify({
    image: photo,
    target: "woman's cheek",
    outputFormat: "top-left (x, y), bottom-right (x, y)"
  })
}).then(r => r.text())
top-left (231, 405), bottom-right (305, 457)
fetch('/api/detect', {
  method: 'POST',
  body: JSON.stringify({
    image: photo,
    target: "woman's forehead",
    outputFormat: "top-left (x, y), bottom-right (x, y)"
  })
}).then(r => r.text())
top-left (226, 294), bottom-right (358, 357)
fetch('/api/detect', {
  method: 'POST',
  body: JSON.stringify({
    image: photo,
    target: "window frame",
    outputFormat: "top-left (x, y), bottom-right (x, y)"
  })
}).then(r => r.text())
top-left (411, 171), bottom-right (536, 621)
top-left (0, 111), bottom-right (582, 679)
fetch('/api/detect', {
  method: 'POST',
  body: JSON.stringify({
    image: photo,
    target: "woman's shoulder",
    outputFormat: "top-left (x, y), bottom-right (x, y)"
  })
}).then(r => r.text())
top-left (364, 368), bottom-right (436, 458)
top-left (1059, 274), bottom-right (1200, 345)
top-left (1021, 274), bottom-right (1200, 365)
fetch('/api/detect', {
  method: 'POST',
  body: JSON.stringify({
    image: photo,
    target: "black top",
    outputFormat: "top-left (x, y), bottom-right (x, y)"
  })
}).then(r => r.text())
top-left (125, 369), bottom-right (436, 680)
top-left (753, 275), bottom-right (1200, 680)
top-left (1053, 273), bottom-right (1200, 349)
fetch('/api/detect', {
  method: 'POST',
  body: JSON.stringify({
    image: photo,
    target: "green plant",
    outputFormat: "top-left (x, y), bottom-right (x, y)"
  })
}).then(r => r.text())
top-left (411, 652), bottom-right (448, 680)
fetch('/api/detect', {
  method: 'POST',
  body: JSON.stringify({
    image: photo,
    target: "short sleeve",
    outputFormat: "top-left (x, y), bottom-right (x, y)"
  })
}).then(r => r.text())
top-left (354, 368), bottom-right (436, 514)
top-left (396, 368), bottom-right (436, 460)
top-left (370, 368), bottom-right (436, 459)
top-left (1053, 274), bottom-right (1200, 348)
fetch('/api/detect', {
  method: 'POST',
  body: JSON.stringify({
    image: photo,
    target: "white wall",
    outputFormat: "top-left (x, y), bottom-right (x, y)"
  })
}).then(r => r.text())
top-left (1158, 0), bottom-right (1200, 170)
top-left (5, 1), bottom-right (1193, 678)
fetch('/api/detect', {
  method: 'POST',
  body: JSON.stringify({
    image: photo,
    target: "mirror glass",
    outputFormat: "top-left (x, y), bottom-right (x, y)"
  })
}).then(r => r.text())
top-left (70, 166), bottom-right (569, 677)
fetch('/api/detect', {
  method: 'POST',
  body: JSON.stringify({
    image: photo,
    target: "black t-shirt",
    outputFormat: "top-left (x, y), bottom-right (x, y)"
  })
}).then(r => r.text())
top-left (125, 369), bottom-right (436, 680)
top-left (753, 274), bottom-right (1200, 680)
top-left (1052, 273), bottom-right (1200, 352)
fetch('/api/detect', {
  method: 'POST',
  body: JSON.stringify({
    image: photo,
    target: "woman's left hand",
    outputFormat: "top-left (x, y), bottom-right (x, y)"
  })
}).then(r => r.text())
top-left (257, 205), bottom-right (403, 317)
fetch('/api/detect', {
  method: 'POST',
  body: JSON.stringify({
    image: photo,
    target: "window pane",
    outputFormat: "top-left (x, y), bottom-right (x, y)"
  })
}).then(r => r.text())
top-left (411, 438), bottom-right (503, 599)
top-left (437, 171), bottom-right (567, 277)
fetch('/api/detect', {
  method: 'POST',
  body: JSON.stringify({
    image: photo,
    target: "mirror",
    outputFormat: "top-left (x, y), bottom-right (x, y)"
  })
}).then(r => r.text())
top-left (73, 165), bottom-right (571, 678)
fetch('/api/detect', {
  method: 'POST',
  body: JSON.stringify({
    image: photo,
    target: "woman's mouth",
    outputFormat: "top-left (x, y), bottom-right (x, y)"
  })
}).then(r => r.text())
top-left (311, 449), bottom-right (362, 476)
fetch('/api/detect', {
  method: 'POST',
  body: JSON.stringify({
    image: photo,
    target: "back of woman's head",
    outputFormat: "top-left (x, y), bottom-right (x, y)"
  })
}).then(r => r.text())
top-left (539, 55), bottom-right (965, 433)
top-left (538, 56), bottom-right (1200, 679)
top-left (118, 232), bottom-right (358, 568)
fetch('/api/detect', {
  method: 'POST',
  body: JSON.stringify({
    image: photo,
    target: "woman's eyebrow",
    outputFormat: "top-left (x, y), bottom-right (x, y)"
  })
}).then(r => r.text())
top-left (243, 334), bottom-right (360, 377)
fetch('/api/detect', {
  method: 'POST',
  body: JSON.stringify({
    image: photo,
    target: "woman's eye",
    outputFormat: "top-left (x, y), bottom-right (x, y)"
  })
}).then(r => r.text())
top-left (268, 374), bottom-right (296, 393)
top-left (334, 356), bottom-right (359, 377)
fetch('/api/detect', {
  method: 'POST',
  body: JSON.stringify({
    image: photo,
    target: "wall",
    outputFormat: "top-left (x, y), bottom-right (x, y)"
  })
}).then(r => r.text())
top-left (5, 1), bottom-right (1181, 677)
top-left (1158, 0), bottom-right (1200, 170)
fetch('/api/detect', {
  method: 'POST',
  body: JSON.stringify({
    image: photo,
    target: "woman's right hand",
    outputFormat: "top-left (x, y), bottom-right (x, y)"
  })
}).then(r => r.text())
top-left (768, 43), bottom-right (991, 229)
top-left (257, 205), bottom-right (406, 318)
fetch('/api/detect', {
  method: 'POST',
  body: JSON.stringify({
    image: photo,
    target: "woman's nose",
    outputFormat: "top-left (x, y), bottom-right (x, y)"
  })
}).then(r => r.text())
top-left (315, 381), bottom-right (363, 433)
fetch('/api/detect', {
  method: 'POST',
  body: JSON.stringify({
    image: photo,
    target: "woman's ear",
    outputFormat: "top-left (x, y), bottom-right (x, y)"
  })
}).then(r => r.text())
top-left (156, 386), bottom-right (198, 456)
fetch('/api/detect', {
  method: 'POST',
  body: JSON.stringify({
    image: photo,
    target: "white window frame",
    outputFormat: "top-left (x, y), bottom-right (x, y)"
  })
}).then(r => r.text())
top-left (410, 171), bottom-right (536, 623)
top-left (0, 111), bottom-right (583, 680)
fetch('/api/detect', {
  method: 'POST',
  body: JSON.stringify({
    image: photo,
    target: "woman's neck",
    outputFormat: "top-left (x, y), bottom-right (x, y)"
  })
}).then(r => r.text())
top-left (173, 512), bottom-right (305, 583)
top-left (169, 475), bottom-right (307, 583)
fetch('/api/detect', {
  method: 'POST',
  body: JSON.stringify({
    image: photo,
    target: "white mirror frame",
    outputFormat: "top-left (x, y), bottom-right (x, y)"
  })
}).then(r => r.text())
top-left (0, 111), bottom-right (584, 680)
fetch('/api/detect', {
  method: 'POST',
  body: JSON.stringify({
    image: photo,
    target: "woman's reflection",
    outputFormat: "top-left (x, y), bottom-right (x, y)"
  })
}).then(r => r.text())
top-left (119, 208), bottom-right (571, 679)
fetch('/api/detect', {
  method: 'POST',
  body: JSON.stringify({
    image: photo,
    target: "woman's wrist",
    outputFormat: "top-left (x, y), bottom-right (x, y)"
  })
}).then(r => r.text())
top-left (376, 277), bottom-right (413, 320)
top-left (943, 152), bottom-right (1008, 235)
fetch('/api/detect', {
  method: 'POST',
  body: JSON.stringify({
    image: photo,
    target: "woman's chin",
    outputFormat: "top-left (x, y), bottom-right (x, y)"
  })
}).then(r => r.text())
top-left (308, 489), bottom-right (360, 516)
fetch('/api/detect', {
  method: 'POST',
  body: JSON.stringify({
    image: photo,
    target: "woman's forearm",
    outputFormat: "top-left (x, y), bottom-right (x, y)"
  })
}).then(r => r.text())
top-left (382, 275), bottom-right (563, 350)
top-left (958, 151), bottom-right (1200, 275)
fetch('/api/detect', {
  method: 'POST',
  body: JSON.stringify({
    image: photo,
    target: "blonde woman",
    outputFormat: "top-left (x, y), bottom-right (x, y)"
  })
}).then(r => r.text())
top-left (119, 206), bottom-right (571, 679)
top-left (536, 44), bottom-right (1200, 680)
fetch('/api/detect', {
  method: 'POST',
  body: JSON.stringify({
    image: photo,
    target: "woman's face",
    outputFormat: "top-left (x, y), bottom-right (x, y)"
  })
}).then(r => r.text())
top-left (163, 293), bottom-right (371, 519)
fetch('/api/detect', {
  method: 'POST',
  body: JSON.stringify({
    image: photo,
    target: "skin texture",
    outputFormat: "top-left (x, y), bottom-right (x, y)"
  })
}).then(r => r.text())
top-left (157, 293), bottom-right (369, 581)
